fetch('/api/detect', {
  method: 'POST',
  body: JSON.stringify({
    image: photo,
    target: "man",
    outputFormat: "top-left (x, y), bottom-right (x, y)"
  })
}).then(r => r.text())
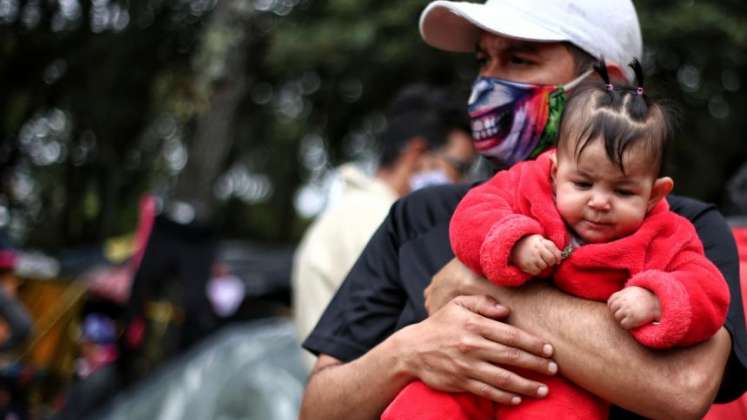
top-left (292, 85), bottom-right (475, 367)
top-left (300, 0), bottom-right (747, 419)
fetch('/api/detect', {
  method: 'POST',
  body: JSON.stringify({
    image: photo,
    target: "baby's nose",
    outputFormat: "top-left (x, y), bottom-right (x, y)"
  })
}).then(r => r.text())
top-left (587, 193), bottom-right (611, 211)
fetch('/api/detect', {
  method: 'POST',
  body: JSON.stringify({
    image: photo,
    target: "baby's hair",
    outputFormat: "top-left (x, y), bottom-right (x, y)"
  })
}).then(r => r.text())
top-left (557, 59), bottom-right (674, 177)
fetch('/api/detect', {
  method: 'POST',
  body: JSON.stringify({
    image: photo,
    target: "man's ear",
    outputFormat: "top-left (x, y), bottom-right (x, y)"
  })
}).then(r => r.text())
top-left (606, 63), bottom-right (627, 83)
top-left (648, 176), bottom-right (674, 211)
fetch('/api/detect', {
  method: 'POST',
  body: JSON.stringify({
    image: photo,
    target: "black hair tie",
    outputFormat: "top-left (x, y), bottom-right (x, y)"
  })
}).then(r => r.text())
top-left (593, 57), bottom-right (611, 86)
top-left (629, 59), bottom-right (645, 96)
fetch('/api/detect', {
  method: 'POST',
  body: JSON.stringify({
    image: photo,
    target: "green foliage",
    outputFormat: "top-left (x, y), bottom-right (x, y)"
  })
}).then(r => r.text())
top-left (0, 0), bottom-right (746, 248)
top-left (637, 0), bottom-right (747, 200)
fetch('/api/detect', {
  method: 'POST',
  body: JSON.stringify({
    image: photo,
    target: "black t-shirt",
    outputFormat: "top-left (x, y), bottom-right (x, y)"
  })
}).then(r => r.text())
top-left (303, 183), bottom-right (747, 414)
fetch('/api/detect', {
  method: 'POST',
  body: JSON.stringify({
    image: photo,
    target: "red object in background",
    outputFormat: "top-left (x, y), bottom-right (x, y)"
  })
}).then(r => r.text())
top-left (731, 227), bottom-right (747, 317)
top-left (125, 316), bottom-right (146, 349)
top-left (131, 194), bottom-right (157, 273)
top-left (704, 227), bottom-right (747, 420)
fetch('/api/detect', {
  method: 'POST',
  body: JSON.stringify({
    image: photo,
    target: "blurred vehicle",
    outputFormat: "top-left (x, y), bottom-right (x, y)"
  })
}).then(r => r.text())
top-left (90, 319), bottom-right (304, 420)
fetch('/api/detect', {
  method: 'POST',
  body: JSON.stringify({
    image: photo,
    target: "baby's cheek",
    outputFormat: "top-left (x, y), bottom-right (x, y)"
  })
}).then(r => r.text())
top-left (554, 194), bottom-right (580, 224)
top-left (616, 207), bottom-right (647, 236)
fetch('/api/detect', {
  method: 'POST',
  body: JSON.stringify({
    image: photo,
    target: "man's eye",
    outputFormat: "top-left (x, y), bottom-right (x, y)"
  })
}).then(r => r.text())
top-left (509, 56), bottom-right (532, 65)
top-left (475, 55), bottom-right (488, 67)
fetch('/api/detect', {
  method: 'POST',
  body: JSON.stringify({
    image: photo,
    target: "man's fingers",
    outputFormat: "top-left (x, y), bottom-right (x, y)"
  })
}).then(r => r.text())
top-left (467, 362), bottom-right (549, 400)
top-left (474, 342), bottom-right (558, 376)
top-left (461, 378), bottom-right (522, 406)
top-left (476, 319), bottom-right (553, 358)
top-left (425, 258), bottom-right (496, 315)
top-left (453, 295), bottom-right (510, 320)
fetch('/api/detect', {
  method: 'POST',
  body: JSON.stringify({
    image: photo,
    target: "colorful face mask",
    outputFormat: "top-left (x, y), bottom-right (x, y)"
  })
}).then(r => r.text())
top-left (468, 71), bottom-right (591, 168)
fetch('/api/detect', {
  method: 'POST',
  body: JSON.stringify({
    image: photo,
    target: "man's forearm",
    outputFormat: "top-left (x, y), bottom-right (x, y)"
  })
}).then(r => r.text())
top-left (503, 282), bottom-right (730, 419)
top-left (299, 333), bottom-right (413, 420)
top-left (301, 294), bottom-right (559, 419)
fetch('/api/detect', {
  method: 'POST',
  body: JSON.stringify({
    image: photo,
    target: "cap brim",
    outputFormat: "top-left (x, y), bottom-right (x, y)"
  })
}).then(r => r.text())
top-left (420, 0), bottom-right (567, 53)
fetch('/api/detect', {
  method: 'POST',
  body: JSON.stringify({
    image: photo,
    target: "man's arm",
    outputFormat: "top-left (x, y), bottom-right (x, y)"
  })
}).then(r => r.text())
top-left (508, 282), bottom-right (730, 419)
top-left (300, 295), bottom-right (558, 420)
top-left (426, 259), bottom-right (730, 419)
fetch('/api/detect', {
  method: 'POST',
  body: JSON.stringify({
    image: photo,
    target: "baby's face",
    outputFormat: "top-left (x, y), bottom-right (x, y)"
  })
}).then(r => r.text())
top-left (553, 140), bottom-right (660, 243)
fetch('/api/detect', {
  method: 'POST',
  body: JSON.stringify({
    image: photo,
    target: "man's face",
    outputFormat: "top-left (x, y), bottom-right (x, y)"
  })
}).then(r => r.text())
top-left (476, 31), bottom-right (577, 85)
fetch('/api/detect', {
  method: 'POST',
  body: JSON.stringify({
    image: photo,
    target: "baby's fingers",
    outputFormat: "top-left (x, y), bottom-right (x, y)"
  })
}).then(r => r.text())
top-left (538, 241), bottom-right (561, 266)
top-left (531, 259), bottom-right (548, 274)
top-left (542, 239), bottom-right (561, 255)
top-left (619, 315), bottom-right (636, 330)
top-left (521, 261), bottom-right (541, 276)
top-left (537, 247), bottom-right (557, 267)
top-left (527, 257), bottom-right (547, 276)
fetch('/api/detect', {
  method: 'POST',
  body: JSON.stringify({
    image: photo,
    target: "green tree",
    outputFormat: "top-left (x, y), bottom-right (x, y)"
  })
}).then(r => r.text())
top-left (0, 0), bottom-right (745, 250)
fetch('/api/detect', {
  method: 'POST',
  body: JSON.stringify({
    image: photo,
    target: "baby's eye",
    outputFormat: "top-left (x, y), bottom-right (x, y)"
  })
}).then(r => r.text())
top-left (615, 189), bottom-right (635, 197)
top-left (573, 181), bottom-right (591, 189)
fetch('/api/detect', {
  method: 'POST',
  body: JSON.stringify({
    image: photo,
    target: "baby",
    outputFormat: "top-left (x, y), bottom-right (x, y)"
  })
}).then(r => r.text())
top-left (382, 61), bottom-right (730, 420)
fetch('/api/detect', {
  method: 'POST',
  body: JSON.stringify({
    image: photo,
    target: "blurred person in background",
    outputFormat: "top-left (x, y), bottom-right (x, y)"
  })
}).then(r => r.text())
top-left (0, 247), bottom-right (31, 357)
top-left (299, 0), bottom-right (747, 419)
top-left (0, 239), bottom-right (32, 420)
top-left (292, 84), bottom-right (475, 368)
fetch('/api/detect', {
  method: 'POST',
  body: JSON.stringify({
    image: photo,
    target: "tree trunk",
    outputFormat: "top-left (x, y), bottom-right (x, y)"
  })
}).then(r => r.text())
top-left (171, 0), bottom-right (252, 223)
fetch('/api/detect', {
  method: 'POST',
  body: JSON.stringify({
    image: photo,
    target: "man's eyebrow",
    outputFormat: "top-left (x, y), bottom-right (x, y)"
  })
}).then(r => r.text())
top-left (475, 40), bottom-right (539, 56)
top-left (505, 42), bottom-right (539, 55)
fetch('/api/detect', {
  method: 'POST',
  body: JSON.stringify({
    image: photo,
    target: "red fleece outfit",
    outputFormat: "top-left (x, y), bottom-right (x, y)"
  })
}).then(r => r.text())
top-left (382, 150), bottom-right (730, 420)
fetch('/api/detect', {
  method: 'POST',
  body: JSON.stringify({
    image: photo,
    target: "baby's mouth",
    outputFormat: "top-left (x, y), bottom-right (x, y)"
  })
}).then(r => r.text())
top-left (584, 219), bottom-right (613, 229)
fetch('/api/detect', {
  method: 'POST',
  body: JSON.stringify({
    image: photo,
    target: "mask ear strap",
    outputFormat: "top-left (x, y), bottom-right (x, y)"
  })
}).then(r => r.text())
top-left (562, 68), bottom-right (594, 90)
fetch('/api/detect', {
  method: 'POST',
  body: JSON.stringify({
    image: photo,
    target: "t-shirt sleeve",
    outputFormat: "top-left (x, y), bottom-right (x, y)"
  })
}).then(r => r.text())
top-left (302, 183), bottom-right (471, 363)
top-left (670, 195), bottom-right (747, 401)
top-left (302, 203), bottom-right (406, 362)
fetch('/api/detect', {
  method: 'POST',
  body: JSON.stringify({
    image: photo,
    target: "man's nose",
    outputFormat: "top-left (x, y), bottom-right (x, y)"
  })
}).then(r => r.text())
top-left (587, 191), bottom-right (612, 211)
top-left (479, 58), bottom-right (506, 79)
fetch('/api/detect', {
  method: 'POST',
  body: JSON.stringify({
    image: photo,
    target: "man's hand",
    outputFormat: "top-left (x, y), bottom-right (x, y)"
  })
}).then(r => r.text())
top-left (425, 258), bottom-right (500, 315)
top-left (510, 234), bottom-right (562, 276)
top-left (398, 294), bottom-right (557, 405)
top-left (607, 286), bottom-right (661, 330)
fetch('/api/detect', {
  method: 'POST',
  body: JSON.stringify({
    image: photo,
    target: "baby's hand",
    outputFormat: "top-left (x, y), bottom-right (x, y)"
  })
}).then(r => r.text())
top-left (607, 286), bottom-right (661, 330)
top-left (510, 234), bottom-right (562, 276)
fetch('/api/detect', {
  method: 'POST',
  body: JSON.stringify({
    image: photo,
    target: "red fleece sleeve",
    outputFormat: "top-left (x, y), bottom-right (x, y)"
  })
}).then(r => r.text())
top-left (626, 246), bottom-right (730, 349)
top-left (479, 214), bottom-right (543, 286)
top-left (450, 167), bottom-right (542, 286)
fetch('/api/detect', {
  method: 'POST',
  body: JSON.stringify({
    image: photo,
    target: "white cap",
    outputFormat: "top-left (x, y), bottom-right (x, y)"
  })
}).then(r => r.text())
top-left (419, 0), bottom-right (642, 80)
